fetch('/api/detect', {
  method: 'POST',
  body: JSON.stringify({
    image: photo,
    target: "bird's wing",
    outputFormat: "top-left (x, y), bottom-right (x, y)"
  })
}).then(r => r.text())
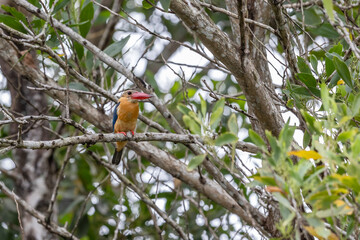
top-left (112, 102), bottom-right (120, 132)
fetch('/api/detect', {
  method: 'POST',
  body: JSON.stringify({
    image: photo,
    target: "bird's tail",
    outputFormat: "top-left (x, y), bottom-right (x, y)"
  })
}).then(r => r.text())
top-left (112, 149), bottom-right (123, 165)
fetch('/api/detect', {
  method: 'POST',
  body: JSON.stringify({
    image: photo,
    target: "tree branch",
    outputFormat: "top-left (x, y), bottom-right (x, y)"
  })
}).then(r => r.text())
top-left (0, 132), bottom-right (260, 153)
top-left (198, 1), bottom-right (276, 34)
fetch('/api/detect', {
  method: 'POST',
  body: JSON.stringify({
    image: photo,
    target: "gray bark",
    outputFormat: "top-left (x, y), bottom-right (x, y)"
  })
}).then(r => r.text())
top-left (0, 44), bottom-right (57, 239)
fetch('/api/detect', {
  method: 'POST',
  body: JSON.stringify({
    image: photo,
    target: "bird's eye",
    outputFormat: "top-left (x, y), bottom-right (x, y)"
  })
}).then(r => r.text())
top-left (128, 91), bottom-right (132, 95)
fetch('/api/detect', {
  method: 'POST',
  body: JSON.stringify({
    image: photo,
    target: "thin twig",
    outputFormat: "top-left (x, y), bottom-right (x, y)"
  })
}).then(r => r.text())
top-left (14, 191), bottom-right (25, 240)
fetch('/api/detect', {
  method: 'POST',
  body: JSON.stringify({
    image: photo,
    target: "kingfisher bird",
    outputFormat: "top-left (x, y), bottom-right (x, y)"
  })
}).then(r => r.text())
top-left (112, 90), bottom-right (152, 164)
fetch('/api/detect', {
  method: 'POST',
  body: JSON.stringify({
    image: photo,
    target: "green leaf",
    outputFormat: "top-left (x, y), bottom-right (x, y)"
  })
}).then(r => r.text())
top-left (199, 94), bottom-right (207, 118)
top-left (337, 129), bottom-right (356, 142)
top-left (266, 130), bottom-right (282, 165)
top-left (0, 14), bottom-right (26, 33)
top-left (273, 192), bottom-right (293, 211)
top-left (322, 0), bottom-right (334, 23)
top-left (297, 56), bottom-right (311, 74)
top-left (329, 43), bottom-right (343, 55)
top-left (142, 0), bottom-right (155, 9)
top-left (351, 94), bottom-right (360, 116)
top-left (291, 85), bottom-right (321, 98)
top-left (69, 82), bottom-right (89, 91)
top-left (351, 135), bottom-right (360, 159)
top-left (210, 98), bottom-right (225, 129)
top-left (187, 88), bottom-right (197, 98)
top-left (320, 83), bottom-right (330, 112)
top-left (52, 0), bottom-right (71, 14)
top-left (297, 8), bottom-right (322, 25)
top-left (309, 22), bottom-right (339, 39)
top-left (227, 113), bottom-right (238, 135)
top-left (297, 160), bottom-right (313, 180)
top-left (79, 2), bottom-right (94, 37)
top-left (286, 99), bottom-right (294, 108)
top-left (315, 205), bottom-right (351, 218)
top-left (252, 175), bottom-right (277, 186)
top-left (328, 72), bottom-right (341, 88)
top-left (303, 130), bottom-right (311, 147)
top-left (309, 55), bottom-right (318, 74)
top-left (249, 129), bottom-right (265, 147)
top-left (177, 103), bottom-right (191, 116)
top-left (303, 166), bottom-right (326, 186)
top-left (333, 56), bottom-right (353, 89)
top-left (301, 110), bottom-right (320, 134)
top-left (187, 154), bottom-right (206, 171)
top-left (215, 132), bottom-right (238, 146)
top-left (85, 50), bottom-right (94, 72)
top-left (1, 5), bottom-right (27, 23)
top-left (297, 73), bottom-right (317, 88)
top-left (325, 56), bottom-right (335, 77)
top-left (160, 0), bottom-right (171, 11)
top-left (183, 115), bottom-right (201, 134)
top-left (279, 121), bottom-right (296, 150)
top-left (103, 35), bottom-right (130, 58)
top-left (73, 41), bottom-right (84, 60)
top-left (189, 111), bottom-right (203, 126)
top-left (27, 0), bottom-right (42, 8)
top-left (331, 174), bottom-right (360, 193)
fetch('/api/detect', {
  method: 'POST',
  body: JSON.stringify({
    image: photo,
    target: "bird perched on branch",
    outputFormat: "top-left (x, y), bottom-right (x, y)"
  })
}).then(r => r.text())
top-left (112, 90), bottom-right (152, 164)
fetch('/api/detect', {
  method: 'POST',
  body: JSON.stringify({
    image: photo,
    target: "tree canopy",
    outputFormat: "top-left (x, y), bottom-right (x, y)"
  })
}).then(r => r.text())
top-left (0, 0), bottom-right (359, 239)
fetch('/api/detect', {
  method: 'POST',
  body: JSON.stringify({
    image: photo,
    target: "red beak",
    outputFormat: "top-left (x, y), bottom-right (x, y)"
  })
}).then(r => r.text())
top-left (131, 92), bottom-right (152, 100)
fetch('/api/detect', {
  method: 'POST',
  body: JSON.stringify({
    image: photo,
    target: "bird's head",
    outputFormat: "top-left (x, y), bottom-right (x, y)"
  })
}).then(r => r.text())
top-left (120, 90), bottom-right (152, 103)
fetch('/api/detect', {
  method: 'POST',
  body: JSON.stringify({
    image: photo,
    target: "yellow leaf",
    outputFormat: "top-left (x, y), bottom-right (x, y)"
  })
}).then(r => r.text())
top-left (304, 226), bottom-right (339, 240)
top-left (331, 174), bottom-right (353, 182)
top-left (337, 79), bottom-right (345, 85)
top-left (334, 200), bottom-right (354, 215)
top-left (288, 150), bottom-right (322, 160)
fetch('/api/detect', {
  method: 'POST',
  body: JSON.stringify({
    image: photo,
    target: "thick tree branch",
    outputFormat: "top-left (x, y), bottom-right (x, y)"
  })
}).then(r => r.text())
top-left (0, 132), bottom-right (260, 153)
top-left (170, 0), bottom-right (284, 137)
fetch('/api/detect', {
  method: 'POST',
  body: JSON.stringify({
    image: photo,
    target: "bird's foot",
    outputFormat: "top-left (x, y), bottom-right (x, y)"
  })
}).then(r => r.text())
top-left (118, 132), bottom-right (127, 137)
top-left (116, 131), bottom-right (135, 137)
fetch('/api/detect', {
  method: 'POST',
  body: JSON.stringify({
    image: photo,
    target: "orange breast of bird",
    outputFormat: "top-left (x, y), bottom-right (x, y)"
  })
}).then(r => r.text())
top-left (114, 98), bottom-right (139, 151)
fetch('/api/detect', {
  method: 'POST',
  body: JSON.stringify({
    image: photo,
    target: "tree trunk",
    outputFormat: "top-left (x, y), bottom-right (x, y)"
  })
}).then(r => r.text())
top-left (0, 41), bottom-right (57, 240)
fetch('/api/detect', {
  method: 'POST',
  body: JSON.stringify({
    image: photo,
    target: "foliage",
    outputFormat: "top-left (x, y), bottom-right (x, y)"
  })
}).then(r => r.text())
top-left (255, 44), bottom-right (360, 238)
